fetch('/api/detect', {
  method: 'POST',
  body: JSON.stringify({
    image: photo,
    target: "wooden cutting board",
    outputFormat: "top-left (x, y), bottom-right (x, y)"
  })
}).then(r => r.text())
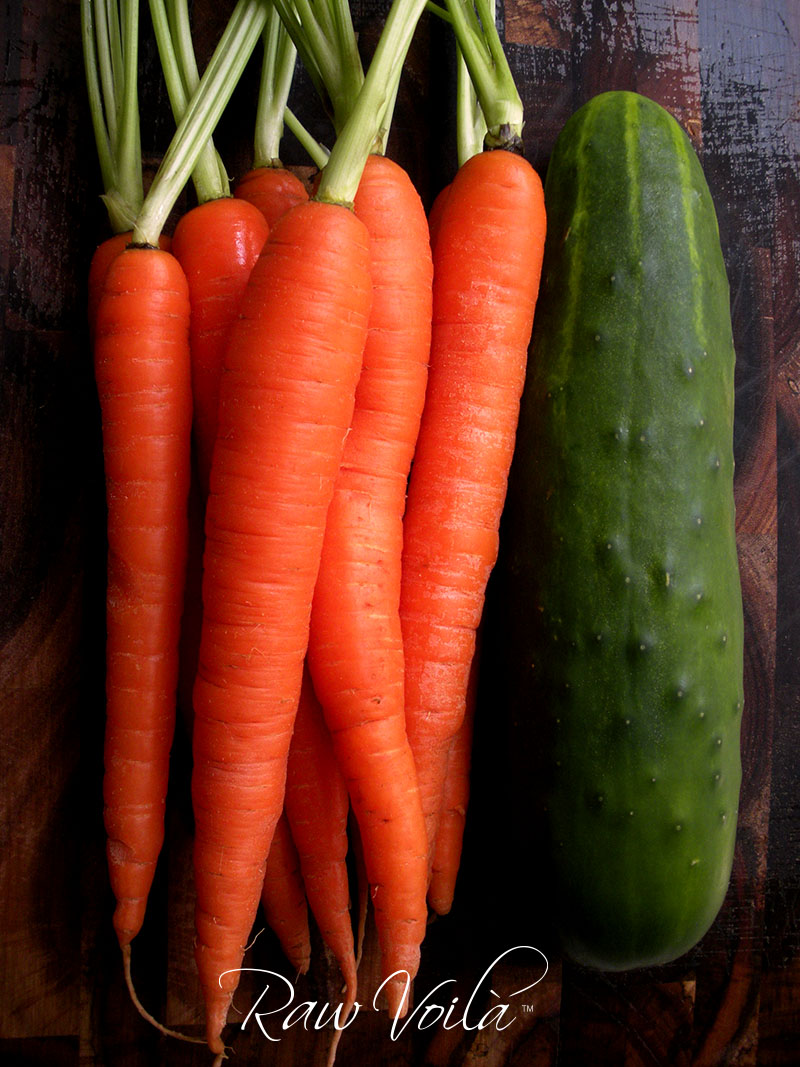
top-left (1, 0), bottom-right (798, 1064)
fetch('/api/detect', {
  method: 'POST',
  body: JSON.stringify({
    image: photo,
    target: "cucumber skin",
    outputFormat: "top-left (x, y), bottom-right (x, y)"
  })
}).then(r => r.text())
top-left (506, 92), bottom-right (744, 970)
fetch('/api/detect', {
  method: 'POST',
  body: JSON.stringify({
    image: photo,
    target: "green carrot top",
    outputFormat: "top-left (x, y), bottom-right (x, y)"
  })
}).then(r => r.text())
top-left (81, 0), bottom-right (144, 232)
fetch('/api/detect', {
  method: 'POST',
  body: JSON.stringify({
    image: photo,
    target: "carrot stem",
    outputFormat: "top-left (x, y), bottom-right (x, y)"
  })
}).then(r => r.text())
top-left (133, 0), bottom-right (268, 245)
top-left (81, 0), bottom-right (114, 195)
top-left (167, 0), bottom-right (231, 195)
top-left (81, 0), bottom-right (143, 231)
top-left (252, 3), bottom-right (299, 166)
top-left (328, 0), bottom-right (365, 119)
top-left (425, 0), bottom-right (451, 20)
top-left (314, 0), bottom-right (429, 207)
top-left (455, 34), bottom-right (485, 166)
top-left (284, 106), bottom-right (330, 169)
top-left (271, 0), bottom-right (363, 133)
top-left (271, 0), bottom-right (407, 162)
top-left (149, 0), bottom-right (229, 202)
top-left (116, 0), bottom-right (142, 210)
top-left (443, 0), bottom-right (522, 147)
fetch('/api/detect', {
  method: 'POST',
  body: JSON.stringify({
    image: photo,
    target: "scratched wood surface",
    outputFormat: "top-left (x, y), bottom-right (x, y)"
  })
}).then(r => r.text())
top-left (1, 0), bottom-right (798, 1064)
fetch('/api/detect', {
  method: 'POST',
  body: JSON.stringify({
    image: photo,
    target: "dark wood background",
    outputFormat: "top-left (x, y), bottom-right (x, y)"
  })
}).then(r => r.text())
top-left (1, 0), bottom-right (798, 1064)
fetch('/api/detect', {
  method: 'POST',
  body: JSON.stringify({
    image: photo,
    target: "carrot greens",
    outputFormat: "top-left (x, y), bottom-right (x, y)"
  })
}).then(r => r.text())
top-left (81, 0), bottom-right (143, 231)
top-left (133, 0), bottom-right (269, 245)
top-left (148, 0), bottom-right (230, 201)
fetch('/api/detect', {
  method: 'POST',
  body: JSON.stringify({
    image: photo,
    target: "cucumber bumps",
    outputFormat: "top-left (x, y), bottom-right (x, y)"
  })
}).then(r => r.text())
top-left (506, 92), bottom-right (744, 969)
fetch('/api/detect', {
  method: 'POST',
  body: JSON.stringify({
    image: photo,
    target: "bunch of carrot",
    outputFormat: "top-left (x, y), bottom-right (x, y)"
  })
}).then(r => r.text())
top-left (83, 0), bottom-right (546, 1060)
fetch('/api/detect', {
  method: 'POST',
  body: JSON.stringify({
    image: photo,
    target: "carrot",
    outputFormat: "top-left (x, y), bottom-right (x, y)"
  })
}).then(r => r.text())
top-left (83, 0), bottom-right (193, 956)
top-left (307, 152), bottom-right (432, 1017)
top-left (285, 667), bottom-right (356, 1030)
top-left (400, 0), bottom-right (546, 867)
top-left (235, 166), bottom-right (309, 225)
top-left (95, 244), bottom-right (192, 946)
top-left (273, 0), bottom-right (432, 1019)
top-left (191, 198), bottom-right (370, 1054)
top-left (261, 812), bottom-right (312, 976)
top-left (190, 0), bottom-right (430, 1051)
top-left (88, 0), bottom-right (274, 1040)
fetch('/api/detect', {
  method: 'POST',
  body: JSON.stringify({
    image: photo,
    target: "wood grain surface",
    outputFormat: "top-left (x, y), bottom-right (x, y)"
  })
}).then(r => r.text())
top-left (1, 1), bottom-right (798, 1064)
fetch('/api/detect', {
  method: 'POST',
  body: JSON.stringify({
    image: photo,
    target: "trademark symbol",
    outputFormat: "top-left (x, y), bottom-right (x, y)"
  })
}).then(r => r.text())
top-left (521, 1003), bottom-right (536, 1014)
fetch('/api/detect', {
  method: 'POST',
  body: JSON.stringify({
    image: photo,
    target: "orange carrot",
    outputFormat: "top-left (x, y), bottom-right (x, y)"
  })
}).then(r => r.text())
top-left (285, 667), bottom-right (356, 1022)
top-left (189, 0), bottom-right (429, 1048)
top-left (261, 812), bottom-right (312, 976)
top-left (400, 147), bottom-right (546, 864)
top-left (235, 165), bottom-right (309, 226)
top-left (171, 196), bottom-right (269, 495)
top-left (191, 199), bottom-right (372, 1054)
top-left (170, 198), bottom-right (268, 731)
top-left (427, 650), bottom-right (477, 915)
top-left (307, 152), bottom-right (432, 1017)
top-left (94, 245), bottom-right (192, 947)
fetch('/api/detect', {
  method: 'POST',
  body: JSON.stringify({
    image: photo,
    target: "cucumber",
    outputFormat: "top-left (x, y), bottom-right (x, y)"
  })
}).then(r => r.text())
top-left (505, 91), bottom-right (744, 970)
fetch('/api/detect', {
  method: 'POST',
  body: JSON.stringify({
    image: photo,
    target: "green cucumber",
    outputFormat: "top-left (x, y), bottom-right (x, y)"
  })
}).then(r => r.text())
top-left (506, 91), bottom-right (744, 970)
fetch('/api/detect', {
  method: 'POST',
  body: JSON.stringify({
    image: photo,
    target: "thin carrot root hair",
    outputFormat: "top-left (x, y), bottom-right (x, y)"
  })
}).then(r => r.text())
top-left (121, 944), bottom-right (205, 1045)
